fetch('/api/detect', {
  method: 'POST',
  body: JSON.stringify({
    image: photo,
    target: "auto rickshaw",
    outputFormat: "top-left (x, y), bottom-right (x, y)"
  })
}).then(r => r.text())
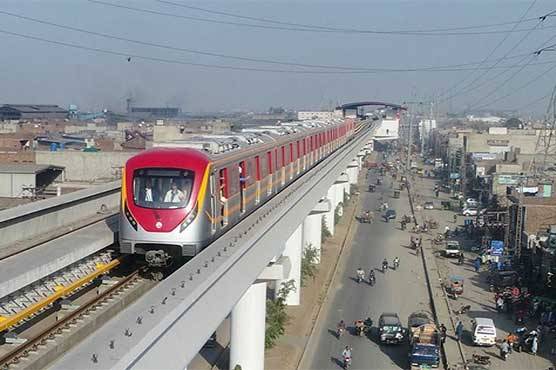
top-left (393, 190), bottom-right (400, 198)
top-left (368, 184), bottom-right (376, 192)
top-left (447, 275), bottom-right (464, 299)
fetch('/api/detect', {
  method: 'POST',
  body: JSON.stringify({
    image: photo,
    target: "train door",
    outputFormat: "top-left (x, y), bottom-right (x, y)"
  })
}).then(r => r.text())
top-left (209, 172), bottom-right (217, 234)
top-left (266, 151), bottom-right (273, 195)
top-left (218, 168), bottom-right (229, 227)
top-left (289, 143), bottom-right (294, 180)
top-left (239, 161), bottom-right (247, 213)
top-left (280, 146), bottom-right (286, 186)
top-left (255, 156), bottom-right (261, 204)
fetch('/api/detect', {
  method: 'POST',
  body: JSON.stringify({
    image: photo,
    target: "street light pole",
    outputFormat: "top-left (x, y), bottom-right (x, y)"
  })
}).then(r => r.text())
top-left (407, 109), bottom-right (413, 171)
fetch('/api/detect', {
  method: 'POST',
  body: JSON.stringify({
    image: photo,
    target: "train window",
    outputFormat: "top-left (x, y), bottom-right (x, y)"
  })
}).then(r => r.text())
top-left (219, 168), bottom-right (229, 200)
top-left (132, 168), bottom-right (194, 209)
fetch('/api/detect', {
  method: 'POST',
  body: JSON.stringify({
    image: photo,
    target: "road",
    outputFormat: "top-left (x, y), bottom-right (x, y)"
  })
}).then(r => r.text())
top-left (301, 166), bottom-right (434, 370)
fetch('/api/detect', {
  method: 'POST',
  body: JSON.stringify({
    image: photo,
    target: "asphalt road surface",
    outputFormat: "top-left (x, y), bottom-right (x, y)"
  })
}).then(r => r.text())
top-left (301, 169), bottom-right (433, 370)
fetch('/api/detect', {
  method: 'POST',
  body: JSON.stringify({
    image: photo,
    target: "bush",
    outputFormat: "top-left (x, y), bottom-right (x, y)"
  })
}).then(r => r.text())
top-left (265, 280), bottom-right (295, 348)
top-left (334, 203), bottom-right (343, 225)
top-left (301, 244), bottom-right (319, 287)
top-left (322, 217), bottom-right (331, 240)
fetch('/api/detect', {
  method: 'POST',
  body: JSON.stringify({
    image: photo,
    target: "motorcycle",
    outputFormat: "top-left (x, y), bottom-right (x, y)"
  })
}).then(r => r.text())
top-left (382, 263), bottom-right (388, 273)
top-left (343, 356), bottom-right (351, 369)
top-left (500, 348), bottom-right (509, 361)
top-left (471, 354), bottom-right (491, 365)
top-left (356, 274), bottom-right (363, 284)
top-left (454, 304), bottom-right (471, 315)
top-left (393, 260), bottom-right (400, 270)
top-left (336, 327), bottom-right (344, 339)
top-left (368, 275), bottom-right (375, 286)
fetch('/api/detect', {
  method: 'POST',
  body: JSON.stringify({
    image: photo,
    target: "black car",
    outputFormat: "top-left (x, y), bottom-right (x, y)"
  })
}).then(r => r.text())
top-left (378, 313), bottom-right (404, 344)
top-left (488, 270), bottom-right (520, 289)
top-left (384, 209), bottom-right (397, 221)
top-left (203, 332), bottom-right (217, 348)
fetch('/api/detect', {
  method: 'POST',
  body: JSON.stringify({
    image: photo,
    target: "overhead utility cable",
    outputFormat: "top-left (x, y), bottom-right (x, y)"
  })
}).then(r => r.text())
top-left (437, 0), bottom-right (540, 100)
top-left (0, 9), bottom-right (541, 73)
top-left (88, 0), bottom-right (556, 36)
top-left (155, 0), bottom-right (546, 34)
top-left (2, 28), bottom-right (556, 74)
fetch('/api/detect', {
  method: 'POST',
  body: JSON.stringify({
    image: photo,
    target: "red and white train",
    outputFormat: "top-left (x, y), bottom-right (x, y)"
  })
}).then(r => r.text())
top-left (120, 118), bottom-right (357, 266)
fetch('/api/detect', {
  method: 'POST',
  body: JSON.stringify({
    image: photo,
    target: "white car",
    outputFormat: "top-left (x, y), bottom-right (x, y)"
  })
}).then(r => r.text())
top-left (462, 208), bottom-right (478, 216)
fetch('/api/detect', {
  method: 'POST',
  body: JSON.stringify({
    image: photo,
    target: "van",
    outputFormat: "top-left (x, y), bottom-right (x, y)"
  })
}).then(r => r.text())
top-left (471, 318), bottom-right (496, 346)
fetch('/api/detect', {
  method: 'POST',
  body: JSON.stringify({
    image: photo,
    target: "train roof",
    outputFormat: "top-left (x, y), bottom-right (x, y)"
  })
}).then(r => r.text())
top-left (152, 119), bottom-right (346, 156)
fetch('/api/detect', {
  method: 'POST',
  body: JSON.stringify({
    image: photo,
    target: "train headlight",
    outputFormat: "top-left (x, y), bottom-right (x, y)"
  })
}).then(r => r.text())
top-left (180, 205), bottom-right (198, 232)
top-left (124, 203), bottom-right (138, 231)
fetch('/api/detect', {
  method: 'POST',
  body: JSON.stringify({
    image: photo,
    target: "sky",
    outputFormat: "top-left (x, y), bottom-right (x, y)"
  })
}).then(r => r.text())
top-left (0, 0), bottom-right (555, 115)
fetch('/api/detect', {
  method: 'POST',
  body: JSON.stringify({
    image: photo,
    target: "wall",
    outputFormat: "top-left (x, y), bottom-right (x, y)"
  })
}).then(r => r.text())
top-left (35, 151), bottom-right (136, 182)
top-left (375, 118), bottom-right (399, 139)
top-left (465, 131), bottom-right (538, 154)
top-left (0, 173), bottom-right (35, 197)
top-left (0, 151), bottom-right (35, 164)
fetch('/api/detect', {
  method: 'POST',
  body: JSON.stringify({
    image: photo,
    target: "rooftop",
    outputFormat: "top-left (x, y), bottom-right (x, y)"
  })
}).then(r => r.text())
top-left (0, 164), bottom-right (64, 174)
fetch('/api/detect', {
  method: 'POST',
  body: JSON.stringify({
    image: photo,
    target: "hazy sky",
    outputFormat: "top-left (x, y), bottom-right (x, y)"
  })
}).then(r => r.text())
top-left (1, 0), bottom-right (555, 114)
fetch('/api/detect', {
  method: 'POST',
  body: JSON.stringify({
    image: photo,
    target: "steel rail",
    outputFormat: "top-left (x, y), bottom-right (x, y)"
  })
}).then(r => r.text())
top-left (0, 268), bottom-right (141, 368)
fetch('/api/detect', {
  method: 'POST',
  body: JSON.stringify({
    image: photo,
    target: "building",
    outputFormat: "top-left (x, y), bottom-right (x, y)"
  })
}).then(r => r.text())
top-left (0, 105), bottom-right (68, 121)
top-left (130, 107), bottom-right (180, 119)
top-left (297, 111), bottom-right (338, 121)
top-left (0, 164), bottom-right (64, 198)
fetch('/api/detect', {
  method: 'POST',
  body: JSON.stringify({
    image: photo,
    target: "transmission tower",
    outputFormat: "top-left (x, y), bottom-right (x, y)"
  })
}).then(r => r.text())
top-left (529, 85), bottom-right (556, 178)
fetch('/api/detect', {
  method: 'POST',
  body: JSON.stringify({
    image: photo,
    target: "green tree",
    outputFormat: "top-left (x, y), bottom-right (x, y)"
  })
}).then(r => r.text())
top-left (301, 244), bottom-right (319, 287)
top-left (334, 203), bottom-right (343, 225)
top-left (265, 280), bottom-right (295, 348)
top-left (321, 217), bottom-right (331, 241)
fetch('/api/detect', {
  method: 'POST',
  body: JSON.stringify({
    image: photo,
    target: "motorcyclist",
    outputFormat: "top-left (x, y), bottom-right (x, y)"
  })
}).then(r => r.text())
top-left (393, 257), bottom-right (400, 269)
top-left (382, 258), bottom-right (388, 271)
top-left (354, 320), bottom-right (365, 336)
top-left (337, 320), bottom-right (346, 337)
top-left (368, 269), bottom-right (375, 284)
top-left (356, 267), bottom-right (365, 282)
top-left (342, 346), bottom-right (352, 368)
top-left (457, 253), bottom-right (464, 265)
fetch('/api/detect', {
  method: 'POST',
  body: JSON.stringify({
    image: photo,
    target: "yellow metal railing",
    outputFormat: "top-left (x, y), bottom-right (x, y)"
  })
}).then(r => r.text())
top-left (0, 258), bottom-right (121, 332)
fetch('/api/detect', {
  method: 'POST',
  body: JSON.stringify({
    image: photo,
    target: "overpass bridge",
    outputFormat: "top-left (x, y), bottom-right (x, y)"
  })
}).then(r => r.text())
top-left (0, 119), bottom-right (380, 370)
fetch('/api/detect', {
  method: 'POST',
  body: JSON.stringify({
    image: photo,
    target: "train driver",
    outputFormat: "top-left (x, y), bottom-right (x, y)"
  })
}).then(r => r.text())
top-left (164, 182), bottom-right (186, 203)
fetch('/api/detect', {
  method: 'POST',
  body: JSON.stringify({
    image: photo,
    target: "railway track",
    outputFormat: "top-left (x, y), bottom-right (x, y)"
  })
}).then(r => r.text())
top-left (0, 268), bottom-right (151, 369)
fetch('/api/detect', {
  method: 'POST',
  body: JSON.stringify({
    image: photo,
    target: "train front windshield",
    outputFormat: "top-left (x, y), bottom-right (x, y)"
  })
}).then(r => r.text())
top-left (133, 168), bottom-right (194, 209)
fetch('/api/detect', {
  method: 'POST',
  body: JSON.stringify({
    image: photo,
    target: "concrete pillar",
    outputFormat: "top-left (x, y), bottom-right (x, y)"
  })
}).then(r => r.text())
top-left (303, 211), bottom-right (324, 263)
top-left (230, 281), bottom-right (266, 370)
top-left (276, 224), bottom-right (303, 305)
top-left (335, 182), bottom-right (344, 217)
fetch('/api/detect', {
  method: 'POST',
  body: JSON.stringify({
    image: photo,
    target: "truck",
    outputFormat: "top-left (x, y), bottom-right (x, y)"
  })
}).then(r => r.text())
top-left (408, 311), bottom-right (441, 368)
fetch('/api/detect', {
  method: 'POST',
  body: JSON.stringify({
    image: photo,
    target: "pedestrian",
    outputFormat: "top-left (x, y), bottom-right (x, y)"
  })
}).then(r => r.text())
top-left (439, 323), bottom-right (447, 344)
top-left (474, 257), bottom-right (481, 272)
top-left (531, 335), bottom-right (538, 355)
top-left (496, 296), bottom-right (504, 312)
top-left (500, 339), bottom-right (510, 360)
top-left (453, 214), bottom-right (457, 224)
top-left (444, 225), bottom-right (450, 237)
top-left (455, 319), bottom-right (464, 342)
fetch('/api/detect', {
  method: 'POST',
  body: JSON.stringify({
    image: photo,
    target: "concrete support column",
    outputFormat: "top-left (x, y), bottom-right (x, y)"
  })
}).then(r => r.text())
top-left (303, 212), bottom-right (323, 263)
top-left (335, 182), bottom-right (344, 217)
top-left (325, 188), bottom-right (336, 236)
top-left (230, 281), bottom-right (267, 370)
top-left (276, 224), bottom-right (303, 305)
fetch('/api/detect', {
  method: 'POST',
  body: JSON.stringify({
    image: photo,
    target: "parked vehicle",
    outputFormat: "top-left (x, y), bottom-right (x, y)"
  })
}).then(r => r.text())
top-left (462, 207), bottom-right (478, 216)
top-left (471, 318), bottom-right (496, 346)
top-left (444, 240), bottom-right (462, 257)
top-left (466, 198), bottom-right (479, 208)
top-left (378, 313), bottom-right (405, 344)
top-left (408, 311), bottom-right (440, 368)
top-left (488, 270), bottom-right (520, 290)
top-left (424, 201), bottom-right (434, 210)
top-left (203, 332), bottom-right (217, 348)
